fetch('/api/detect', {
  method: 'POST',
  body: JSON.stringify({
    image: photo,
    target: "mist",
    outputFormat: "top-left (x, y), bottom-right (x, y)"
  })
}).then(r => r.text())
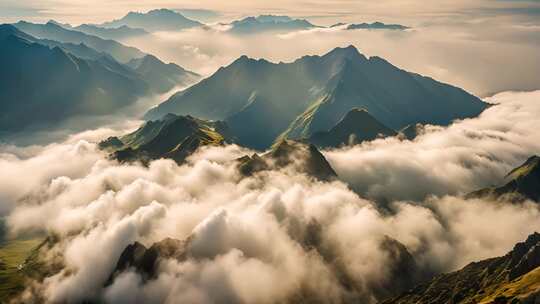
top-left (2, 90), bottom-right (540, 303)
top-left (119, 22), bottom-right (540, 97)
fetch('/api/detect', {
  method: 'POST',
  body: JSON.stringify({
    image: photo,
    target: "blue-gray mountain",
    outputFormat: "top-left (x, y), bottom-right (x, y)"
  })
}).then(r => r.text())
top-left (308, 108), bottom-right (398, 148)
top-left (99, 9), bottom-right (203, 32)
top-left (46, 21), bottom-right (149, 41)
top-left (146, 45), bottom-right (487, 150)
top-left (0, 25), bottom-right (199, 134)
top-left (128, 55), bottom-right (200, 93)
top-left (13, 21), bottom-right (145, 63)
top-left (227, 15), bottom-right (316, 34)
top-left (71, 24), bottom-right (148, 41)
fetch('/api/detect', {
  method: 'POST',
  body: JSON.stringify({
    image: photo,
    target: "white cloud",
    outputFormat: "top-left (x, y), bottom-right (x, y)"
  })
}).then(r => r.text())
top-left (2, 90), bottom-right (540, 303)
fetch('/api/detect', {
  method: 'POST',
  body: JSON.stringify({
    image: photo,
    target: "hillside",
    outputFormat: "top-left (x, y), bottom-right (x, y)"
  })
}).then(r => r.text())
top-left (468, 156), bottom-right (540, 202)
top-left (382, 232), bottom-right (540, 304)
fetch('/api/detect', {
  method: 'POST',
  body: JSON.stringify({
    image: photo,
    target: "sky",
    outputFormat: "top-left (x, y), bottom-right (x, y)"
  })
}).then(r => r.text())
top-left (1, 0), bottom-right (540, 25)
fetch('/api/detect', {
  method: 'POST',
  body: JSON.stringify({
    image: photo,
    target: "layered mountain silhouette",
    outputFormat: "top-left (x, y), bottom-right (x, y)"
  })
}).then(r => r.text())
top-left (468, 156), bottom-right (540, 203)
top-left (227, 15), bottom-right (316, 34)
top-left (99, 114), bottom-right (232, 164)
top-left (46, 21), bottom-right (149, 40)
top-left (13, 21), bottom-right (145, 62)
top-left (0, 25), bottom-right (148, 132)
top-left (0, 25), bottom-right (198, 134)
top-left (308, 108), bottom-right (397, 148)
top-left (382, 232), bottom-right (540, 304)
top-left (146, 45), bottom-right (487, 150)
top-left (70, 24), bottom-right (148, 40)
top-left (99, 9), bottom-right (203, 32)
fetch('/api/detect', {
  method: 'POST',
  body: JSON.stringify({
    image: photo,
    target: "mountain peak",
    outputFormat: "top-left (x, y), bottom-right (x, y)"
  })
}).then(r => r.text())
top-left (323, 45), bottom-right (366, 62)
top-left (308, 108), bottom-right (397, 148)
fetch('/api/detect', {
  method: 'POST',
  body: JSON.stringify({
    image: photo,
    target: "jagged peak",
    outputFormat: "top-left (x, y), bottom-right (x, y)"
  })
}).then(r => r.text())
top-left (322, 45), bottom-right (367, 62)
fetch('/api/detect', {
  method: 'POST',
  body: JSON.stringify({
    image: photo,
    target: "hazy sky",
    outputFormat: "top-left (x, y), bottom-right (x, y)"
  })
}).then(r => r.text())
top-left (1, 0), bottom-right (540, 25)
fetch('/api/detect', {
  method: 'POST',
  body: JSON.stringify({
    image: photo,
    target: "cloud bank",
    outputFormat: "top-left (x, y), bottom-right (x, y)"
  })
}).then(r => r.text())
top-left (1, 90), bottom-right (540, 303)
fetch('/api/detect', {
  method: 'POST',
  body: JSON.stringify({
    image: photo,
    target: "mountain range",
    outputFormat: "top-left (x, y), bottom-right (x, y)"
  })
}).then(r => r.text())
top-left (146, 45), bottom-right (487, 150)
top-left (13, 21), bottom-right (145, 63)
top-left (0, 25), bottom-right (147, 133)
top-left (99, 9), bottom-right (203, 32)
top-left (0, 24), bottom-right (199, 134)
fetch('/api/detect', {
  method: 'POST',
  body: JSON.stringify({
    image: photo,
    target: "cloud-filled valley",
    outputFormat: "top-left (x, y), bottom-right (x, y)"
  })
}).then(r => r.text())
top-left (1, 90), bottom-right (540, 303)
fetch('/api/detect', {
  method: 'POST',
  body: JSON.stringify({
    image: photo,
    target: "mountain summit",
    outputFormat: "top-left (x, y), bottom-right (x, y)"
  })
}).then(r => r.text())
top-left (145, 45), bottom-right (487, 150)
top-left (100, 9), bottom-right (203, 32)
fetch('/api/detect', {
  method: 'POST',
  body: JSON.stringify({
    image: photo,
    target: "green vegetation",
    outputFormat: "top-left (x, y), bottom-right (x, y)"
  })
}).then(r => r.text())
top-left (0, 237), bottom-right (46, 301)
top-left (479, 267), bottom-right (540, 303)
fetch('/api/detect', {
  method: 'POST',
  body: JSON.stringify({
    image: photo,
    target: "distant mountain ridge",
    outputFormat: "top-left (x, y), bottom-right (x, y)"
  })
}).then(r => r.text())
top-left (72, 24), bottom-right (148, 40)
top-left (13, 21), bottom-right (145, 62)
top-left (100, 9), bottom-right (203, 32)
top-left (332, 22), bottom-right (409, 31)
top-left (0, 25), bottom-right (148, 133)
top-left (227, 15), bottom-right (316, 34)
top-left (146, 45), bottom-right (487, 150)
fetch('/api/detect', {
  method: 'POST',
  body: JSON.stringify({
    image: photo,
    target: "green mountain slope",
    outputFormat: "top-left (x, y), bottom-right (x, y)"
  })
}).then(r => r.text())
top-left (146, 45), bottom-right (487, 150)
top-left (382, 232), bottom-right (540, 304)
top-left (100, 114), bottom-right (232, 164)
top-left (468, 156), bottom-right (540, 202)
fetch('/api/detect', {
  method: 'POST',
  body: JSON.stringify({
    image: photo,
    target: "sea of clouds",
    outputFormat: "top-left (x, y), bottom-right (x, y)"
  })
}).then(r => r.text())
top-left (1, 90), bottom-right (539, 303)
